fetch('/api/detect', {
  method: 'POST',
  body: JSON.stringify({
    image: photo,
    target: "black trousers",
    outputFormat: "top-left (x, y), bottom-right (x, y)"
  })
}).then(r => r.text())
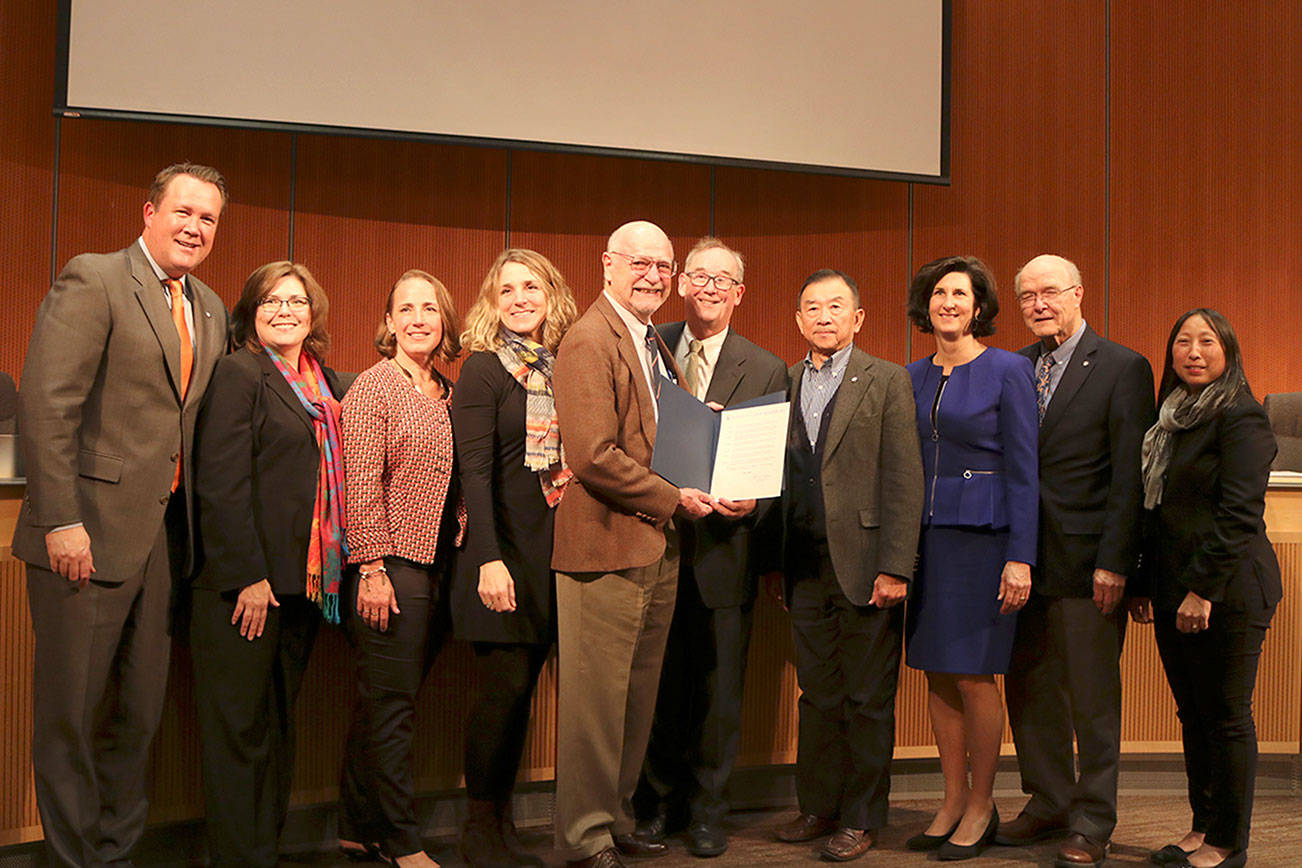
top-left (190, 589), bottom-right (320, 868)
top-left (787, 551), bottom-right (902, 831)
top-left (634, 566), bottom-right (754, 827)
top-left (1154, 602), bottom-right (1275, 851)
top-left (338, 558), bottom-right (450, 857)
top-left (1005, 594), bottom-right (1126, 840)
top-left (463, 642), bottom-right (550, 802)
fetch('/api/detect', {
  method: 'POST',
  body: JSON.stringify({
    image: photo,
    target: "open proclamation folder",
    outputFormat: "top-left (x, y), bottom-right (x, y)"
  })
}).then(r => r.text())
top-left (651, 376), bottom-right (790, 501)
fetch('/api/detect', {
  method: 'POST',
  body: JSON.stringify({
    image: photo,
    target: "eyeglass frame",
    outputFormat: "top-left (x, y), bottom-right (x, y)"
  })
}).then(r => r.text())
top-left (684, 270), bottom-right (742, 290)
top-left (1016, 284), bottom-right (1080, 309)
top-left (606, 250), bottom-right (678, 279)
top-left (257, 295), bottom-right (312, 313)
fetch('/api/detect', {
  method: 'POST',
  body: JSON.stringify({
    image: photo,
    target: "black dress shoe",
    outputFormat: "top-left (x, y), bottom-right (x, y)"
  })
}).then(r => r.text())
top-left (906, 819), bottom-right (960, 851)
top-left (936, 807), bottom-right (999, 862)
top-left (632, 813), bottom-right (667, 844)
top-left (1150, 843), bottom-right (1195, 864)
top-left (614, 832), bottom-right (668, 858)
top-left (995, 810), bottom-right (1070, 846)
top-left (685, 823), bottom-right (728, 858)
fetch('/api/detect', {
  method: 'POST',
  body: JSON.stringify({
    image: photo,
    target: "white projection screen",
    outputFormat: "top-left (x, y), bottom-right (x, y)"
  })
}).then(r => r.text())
top-left (56, 0), bottom-right (949, 182)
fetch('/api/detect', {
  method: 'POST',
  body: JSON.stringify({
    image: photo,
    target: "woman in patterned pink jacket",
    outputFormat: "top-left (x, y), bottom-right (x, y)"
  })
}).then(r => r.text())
top-left (336, 269), bottom-right (462, 868)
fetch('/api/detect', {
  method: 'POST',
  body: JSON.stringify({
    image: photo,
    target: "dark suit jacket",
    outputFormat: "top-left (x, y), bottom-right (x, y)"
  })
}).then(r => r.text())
top-left (659, 322), bottom-right (789, 608)
top-left (1140, 391), bottom-right (1282, 613)
top-left (1019, 326), bottom-right (1155, 597)
top-left (783, 346), bottom-right (924, 605)
top-left (13, 242), bottom-right (229, 580)
top-left (552, 294), bottom-right (682, 574)
top-left (191, 348), bottom-right (344, 596)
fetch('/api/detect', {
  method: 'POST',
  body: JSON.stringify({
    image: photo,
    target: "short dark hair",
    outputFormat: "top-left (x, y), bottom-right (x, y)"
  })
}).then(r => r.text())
top-left (1157, 307), bottom-right (1251, 403)
top-left (148, 162), bottom-right (228, 212)
top-left (232, 261), bottom-right (331, 360)
top-left (799, 268), bottom-right (860, 307)
top-left (906, 255), bottom-right (999, 338)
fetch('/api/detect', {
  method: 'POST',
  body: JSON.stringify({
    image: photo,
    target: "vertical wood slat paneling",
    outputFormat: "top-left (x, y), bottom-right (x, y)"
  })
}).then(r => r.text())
top-left (1108, 3), bottom-right (1302, 395)
top-left (911, 0), bottom-right (1109, 359)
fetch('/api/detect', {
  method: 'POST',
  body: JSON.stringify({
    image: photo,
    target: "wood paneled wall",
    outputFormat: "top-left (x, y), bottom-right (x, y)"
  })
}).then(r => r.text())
top-left (3, 0), bottom-right (1302, 849)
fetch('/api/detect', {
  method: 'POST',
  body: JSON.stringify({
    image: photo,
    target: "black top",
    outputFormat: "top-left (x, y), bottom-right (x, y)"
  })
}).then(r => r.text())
top-left (449, 351), bottom-right (556, 643)
top-left (192, 348), bottom-right (344, 596)
top-left (1140, 390), bottom-right (1283, 614)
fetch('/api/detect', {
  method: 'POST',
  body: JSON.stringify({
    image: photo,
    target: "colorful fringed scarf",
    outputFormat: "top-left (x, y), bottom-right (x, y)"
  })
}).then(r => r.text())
top-left (496, 330), bottom-right (572, 506)
top-left (266, 346), bottom-right (348, 623)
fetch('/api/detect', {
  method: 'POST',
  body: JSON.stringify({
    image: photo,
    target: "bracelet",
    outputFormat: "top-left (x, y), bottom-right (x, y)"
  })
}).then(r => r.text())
top-left (359, 565), bottom-right (388, 584)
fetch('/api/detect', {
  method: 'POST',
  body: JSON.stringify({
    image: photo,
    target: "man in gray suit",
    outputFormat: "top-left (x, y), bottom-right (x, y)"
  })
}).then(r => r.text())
top-left (774, 269), bottom-right (923, 862)
top-left (631, 237), bottom-right (787, 857)
top-left (12, 163), bottom-right (230, 867)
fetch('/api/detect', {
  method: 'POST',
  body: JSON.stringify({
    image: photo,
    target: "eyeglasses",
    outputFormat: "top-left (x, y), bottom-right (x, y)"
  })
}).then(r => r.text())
top-left (685, 271), bottom-right (741, 290)
top-left (258, 295), bottom-right (311, 312)
top-left (607, 250), bottom-right (677, 278)
top-left (1016, 285), bottom-right (1079, 309)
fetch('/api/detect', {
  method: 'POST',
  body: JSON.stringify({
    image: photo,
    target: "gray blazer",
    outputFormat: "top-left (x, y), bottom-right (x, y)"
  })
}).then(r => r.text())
top-left (12, 242), bottom-right (229, 580)
top-left (785, 345), bottom-right (924, 605)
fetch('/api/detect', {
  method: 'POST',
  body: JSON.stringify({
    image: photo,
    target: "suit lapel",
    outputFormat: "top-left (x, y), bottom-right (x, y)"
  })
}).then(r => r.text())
top-left (705, 330), bottom-right (746, 407)
top-left (258, 351), bottom-right (316, 438)
top-left (186, 278), bottom-right (225, 408)
top-left (1040, 325), bottom-right (1100, 439)
top-left (596, 295), bottom-right (659, 444)
top-left (128, 244), bottom-right (186, 403)
top-left (822, 348), bottom-right (874, 461)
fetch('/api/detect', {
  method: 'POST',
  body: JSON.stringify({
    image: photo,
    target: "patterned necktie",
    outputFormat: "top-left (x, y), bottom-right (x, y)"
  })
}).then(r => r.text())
top-left (1035, 350), bottom-right (1054, 423)
top-left (645, 324), bottom-right (664, 398)
top-left (168, 278), bottom-right (193, 491)
top-left (684, 338), bottom-right (705, 400)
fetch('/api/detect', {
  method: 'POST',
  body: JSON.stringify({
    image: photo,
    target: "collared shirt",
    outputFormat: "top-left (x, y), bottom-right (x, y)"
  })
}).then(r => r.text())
top-left (799, 343), bottom-right (853, 448)
top-left (604, 290), bottom-right (663, 420)
top-left (1038, 319), bottom-right (1087, 406)
top-left (673, 324), bottom-right (729, 401)
top-left (137, 236), bottom-right (196, 339)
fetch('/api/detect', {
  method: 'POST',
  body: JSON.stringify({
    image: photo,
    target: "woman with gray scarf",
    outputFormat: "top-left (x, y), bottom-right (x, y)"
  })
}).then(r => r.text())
top-left (1131, 308), bottom-right (1281, 868)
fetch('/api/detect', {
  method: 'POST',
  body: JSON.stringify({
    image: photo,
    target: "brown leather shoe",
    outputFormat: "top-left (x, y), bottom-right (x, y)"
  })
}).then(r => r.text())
top-left (567, 846), bottom-right (628, 868)
top-left (994, 811), bottom-right (1070, 846)
top-left (775, 812), bottom-right (837, 843)
top-left (820, 828), bottom-right (874, 862)
top-left (1054, 832), bottom-right (1110, 867)
top-left (614, 832), bottom-right (669, 858)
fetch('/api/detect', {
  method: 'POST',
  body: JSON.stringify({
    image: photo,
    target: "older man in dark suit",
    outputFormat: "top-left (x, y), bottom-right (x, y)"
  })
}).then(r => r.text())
top-left (999, 254), bottom-right (1154, 868)
top-left (774, 269), bottom-right (923, 862)
top-left (11, 163), bottom-right (230, 867)
top-left (630, 237), bottom-right (787, 858)
top-left (551, 220), bottom-right (717, 868)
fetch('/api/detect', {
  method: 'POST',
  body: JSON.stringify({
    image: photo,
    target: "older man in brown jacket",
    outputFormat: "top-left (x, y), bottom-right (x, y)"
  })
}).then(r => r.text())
top-left (551, 220), bottom-right (720, 868)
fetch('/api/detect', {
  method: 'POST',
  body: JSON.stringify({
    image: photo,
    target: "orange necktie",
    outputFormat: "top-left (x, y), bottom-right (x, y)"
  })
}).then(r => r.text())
top-left (168, 279), bottom-right (193, 491)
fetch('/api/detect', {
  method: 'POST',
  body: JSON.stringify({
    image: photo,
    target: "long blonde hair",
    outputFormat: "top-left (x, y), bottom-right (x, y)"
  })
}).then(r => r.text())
top-left (461, 249), bottom-right (577, 353)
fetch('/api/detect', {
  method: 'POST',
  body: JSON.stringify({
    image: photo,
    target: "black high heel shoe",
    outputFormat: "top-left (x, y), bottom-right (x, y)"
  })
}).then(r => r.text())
top-left (1177, 850), bottom-right (1247, 868)
top-left (1151, 842), bottom-right (1195, 864)
top-left (906, 819), bottom-right (960, 851)
top-left (936, 807), bottom-right (999, 862)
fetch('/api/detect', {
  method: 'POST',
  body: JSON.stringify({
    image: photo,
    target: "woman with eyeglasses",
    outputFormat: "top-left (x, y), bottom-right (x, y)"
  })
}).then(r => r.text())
top-left (449, 249), bottom-right (577, 868)
top-left (191, 261), bottom-right (347, 867)
top-left (902, 255), bottom-right (1038, 861)
top-left (1131, 309), bottom-right (1281, 868)
top-left (335, 269), bottom-right (463, 867)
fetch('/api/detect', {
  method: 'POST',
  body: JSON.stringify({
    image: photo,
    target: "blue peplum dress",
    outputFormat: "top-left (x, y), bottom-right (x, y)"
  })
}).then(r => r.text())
top-left (905, 347), bottom-right (1039, 674)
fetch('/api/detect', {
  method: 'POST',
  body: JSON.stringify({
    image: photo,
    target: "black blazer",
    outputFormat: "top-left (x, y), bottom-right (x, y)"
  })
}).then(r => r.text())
top-left (449, 352), bottom-right (556, 643)
top-left (192, 347), bottom-right (344, 596)
top-left (1019, 326), bottom-right (1155, 597)
top-left (1140, 391), bottom-right (1282, 613)
top-left (658, 323), bottom-right (789, 608)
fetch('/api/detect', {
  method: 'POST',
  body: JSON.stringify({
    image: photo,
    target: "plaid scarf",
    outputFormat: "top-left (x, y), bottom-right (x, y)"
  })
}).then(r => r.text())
top-left (266, 347), bottom-right (348, 623)
top-left (496, 330), bottom-right (571, 506)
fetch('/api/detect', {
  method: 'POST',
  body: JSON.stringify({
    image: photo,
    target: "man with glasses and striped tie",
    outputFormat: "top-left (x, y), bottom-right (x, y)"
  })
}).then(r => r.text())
top-left (12, 163), bottom-right (230, 867)
top-left (1003, 253), bottom-right (1154, 868)
top-left (551, 220), bottom-right (716, 868)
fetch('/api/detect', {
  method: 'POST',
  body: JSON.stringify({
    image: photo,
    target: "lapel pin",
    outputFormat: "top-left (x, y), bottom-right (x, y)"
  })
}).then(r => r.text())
top-left (1082, 360), bottom-right (1090, 367)
top-left (851, 376), bottom-right (859, 383)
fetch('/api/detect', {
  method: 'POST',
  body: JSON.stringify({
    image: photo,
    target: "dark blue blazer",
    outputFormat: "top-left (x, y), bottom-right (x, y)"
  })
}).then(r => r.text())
top-left (907, 347), bottom-right (1039, 565)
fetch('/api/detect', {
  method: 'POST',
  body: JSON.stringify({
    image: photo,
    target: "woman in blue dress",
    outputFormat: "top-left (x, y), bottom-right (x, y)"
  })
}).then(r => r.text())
top-left (903, 256), bottom-right (1039, 861)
